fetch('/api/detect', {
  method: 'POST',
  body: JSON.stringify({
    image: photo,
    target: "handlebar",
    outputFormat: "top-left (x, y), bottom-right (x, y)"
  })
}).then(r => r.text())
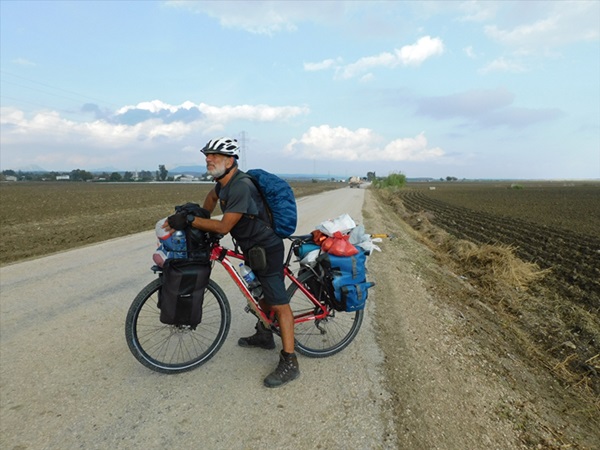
top-left (152, 232), bottom-right (316, 274)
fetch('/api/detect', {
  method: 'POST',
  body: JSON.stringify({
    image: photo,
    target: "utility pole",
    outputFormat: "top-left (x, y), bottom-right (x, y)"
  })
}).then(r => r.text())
top-left (239, 131), bottom-right (247, 171)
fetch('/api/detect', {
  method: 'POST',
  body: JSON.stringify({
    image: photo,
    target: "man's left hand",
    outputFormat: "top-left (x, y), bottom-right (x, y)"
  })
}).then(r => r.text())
top-left (167, 213), bottom-right (188, 230)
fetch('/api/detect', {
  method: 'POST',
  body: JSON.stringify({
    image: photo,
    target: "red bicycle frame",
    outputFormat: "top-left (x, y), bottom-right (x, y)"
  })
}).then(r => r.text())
top-left (208, 241), bottom-right (329, 327)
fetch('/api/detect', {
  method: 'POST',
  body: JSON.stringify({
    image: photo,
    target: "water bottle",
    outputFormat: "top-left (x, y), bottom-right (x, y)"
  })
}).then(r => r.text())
top-left (239, 263), bottom-right (263, 299)
top-left (171, 230), bottom-right (187, 259)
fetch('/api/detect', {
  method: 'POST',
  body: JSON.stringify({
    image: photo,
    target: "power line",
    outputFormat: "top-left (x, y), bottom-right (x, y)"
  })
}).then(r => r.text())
top-left (1, 78), bottom-right (91, 106)
top-left (0, 94), bottom-right (60, 111)
top-left (0, 69), bottom-right (118, 110)
top-left (239, 130), bottom-right (247, 171)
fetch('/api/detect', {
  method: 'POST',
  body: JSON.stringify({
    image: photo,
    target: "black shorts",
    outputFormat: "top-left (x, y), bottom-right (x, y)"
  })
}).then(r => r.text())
top-left (253, 240), bottom-right (288, 306)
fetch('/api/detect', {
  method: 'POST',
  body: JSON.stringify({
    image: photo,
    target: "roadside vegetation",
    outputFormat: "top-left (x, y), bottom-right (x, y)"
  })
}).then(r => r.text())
top-left (371, 172), bottom-right (406, 189)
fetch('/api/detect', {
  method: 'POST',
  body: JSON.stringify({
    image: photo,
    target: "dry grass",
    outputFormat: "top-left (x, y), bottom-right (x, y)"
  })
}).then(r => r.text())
top-left (453, 243), bottom-right (548, 291)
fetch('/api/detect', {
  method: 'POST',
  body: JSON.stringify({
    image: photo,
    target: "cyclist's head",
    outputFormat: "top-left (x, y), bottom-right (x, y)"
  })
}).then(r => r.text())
top-left (201, 137), bottom-right (240, 159)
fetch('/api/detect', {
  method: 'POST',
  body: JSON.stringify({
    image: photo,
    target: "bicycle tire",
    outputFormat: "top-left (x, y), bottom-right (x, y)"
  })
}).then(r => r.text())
top-left (289, 270), bottom-right (363, 358)
top-left (125, 277), bottom-right (231, 374)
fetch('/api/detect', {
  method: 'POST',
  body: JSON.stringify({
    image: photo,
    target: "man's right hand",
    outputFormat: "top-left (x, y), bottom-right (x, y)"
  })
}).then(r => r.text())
top-left (167, 213), bottom-right (188, 230)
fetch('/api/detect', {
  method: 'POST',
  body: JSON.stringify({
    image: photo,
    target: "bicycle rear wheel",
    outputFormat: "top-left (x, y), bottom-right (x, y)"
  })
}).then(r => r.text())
top-left (125, 277), bottom-right (231, 374)
top-left (288, 270), bottom-right (363, 358)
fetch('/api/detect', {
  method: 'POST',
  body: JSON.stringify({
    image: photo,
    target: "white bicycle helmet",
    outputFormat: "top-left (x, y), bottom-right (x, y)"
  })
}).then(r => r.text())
top-left (201, 137), bottom-right (240, 159)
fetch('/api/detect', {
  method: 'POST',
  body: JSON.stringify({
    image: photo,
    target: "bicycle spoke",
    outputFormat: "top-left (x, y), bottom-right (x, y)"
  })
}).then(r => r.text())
top-left (287, 271), bottom-right (363, 357)
top-left (125, 279), bottom-right (231, 373)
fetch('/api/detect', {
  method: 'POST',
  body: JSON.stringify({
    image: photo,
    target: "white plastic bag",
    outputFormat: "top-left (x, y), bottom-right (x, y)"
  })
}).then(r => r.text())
top-left (300, 249), bottom-right (320, 266)
top-left (153, 217), bottom-right (175, 266)
top-left (349, 224), bottom-right (367, 244)
top-left (316, 213), bottom-right (357, 236)
top-left (155, 217), bottom-right (171, 240)
top-left (349, 224), bottom-right (382, 254)
top-left (356, 239), bottom-right (382, 254)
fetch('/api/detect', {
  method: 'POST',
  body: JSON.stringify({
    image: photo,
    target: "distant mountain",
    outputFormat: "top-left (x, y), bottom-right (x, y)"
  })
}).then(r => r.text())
top-left (168, 165), bottom-right (207, 176)
top-left (91, 166), bottom-right (121, 173)
top-left (13, 164), bottom-right (48, 172)
top-left (276, 173), bottom-right (349, 181)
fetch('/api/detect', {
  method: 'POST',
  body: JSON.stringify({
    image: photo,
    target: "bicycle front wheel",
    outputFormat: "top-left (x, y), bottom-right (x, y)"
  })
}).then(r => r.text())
top-left (288, 270), bottom-right (363, 358)
top-left (125, 277), bottom-right (231, 374)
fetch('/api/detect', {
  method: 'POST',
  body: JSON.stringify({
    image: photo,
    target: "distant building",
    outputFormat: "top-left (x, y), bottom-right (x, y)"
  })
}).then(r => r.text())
top-left (174, 174), bottom-right (196, 182)
top-left (56, 175), bottom-right (70, 181)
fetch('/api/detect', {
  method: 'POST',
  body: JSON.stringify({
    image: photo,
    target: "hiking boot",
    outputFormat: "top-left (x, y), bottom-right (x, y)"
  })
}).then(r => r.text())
top-left (263, 351), bottom-right (300, 388)
top-left (238, 321), bottom-right (275, 350)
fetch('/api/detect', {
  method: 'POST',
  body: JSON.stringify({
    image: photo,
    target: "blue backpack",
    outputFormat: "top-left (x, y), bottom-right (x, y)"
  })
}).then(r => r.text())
top-left (245, 169), bottom-right (297, 238)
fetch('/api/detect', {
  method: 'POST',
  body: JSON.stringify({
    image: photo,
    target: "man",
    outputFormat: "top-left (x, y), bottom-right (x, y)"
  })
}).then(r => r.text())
top-left (162, 137), bottom-right (300, 388)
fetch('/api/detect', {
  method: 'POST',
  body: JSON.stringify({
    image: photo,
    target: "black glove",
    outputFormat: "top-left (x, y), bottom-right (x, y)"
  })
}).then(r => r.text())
top-left (175, 202), bottom-right (210, 219)
top-left (196, 207), bottom-right (211, 219)
top-left (167, 212), bottom-right (188, 230)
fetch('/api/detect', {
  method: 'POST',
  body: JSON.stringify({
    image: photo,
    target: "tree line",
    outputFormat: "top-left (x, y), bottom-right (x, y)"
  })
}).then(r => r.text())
top-left (2, 165), bottom-right (172, 182)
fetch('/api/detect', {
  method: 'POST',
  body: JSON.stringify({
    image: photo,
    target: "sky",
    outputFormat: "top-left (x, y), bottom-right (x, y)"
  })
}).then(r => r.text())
top-left (1, 0), bottom-right (599, 180)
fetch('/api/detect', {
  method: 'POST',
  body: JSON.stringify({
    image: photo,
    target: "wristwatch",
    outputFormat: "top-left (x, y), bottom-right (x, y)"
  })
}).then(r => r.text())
top-left (186, 214), bottom-right (195, 225)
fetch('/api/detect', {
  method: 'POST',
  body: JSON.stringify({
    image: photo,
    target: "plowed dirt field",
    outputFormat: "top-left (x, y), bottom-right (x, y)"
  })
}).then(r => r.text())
top-left (400, 182), bottom-right (600, 313)
top-left (395, 181), bottom-right (600, 398)
top-left (0, 181), bottom-right (341, 265)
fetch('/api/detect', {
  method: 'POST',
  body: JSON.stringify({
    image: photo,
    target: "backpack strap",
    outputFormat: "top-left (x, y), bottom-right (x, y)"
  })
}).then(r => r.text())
top-left (236, 175), bottom-right (272, 226)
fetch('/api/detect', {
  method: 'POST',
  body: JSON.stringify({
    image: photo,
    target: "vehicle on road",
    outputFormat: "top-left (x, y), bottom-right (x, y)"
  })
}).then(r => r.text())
top-left (349, 176), bottom-right (362, 188)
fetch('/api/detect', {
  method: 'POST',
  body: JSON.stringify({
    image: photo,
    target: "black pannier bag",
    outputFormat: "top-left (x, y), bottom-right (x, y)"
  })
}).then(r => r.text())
top-left (158, 259), bottom-right (211, 328)
top-left (158, 202), bottom-right (213, 328)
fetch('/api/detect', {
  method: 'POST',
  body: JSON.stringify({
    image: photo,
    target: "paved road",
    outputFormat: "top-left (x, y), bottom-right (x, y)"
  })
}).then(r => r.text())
top-left (1, 186), bottom-right (394, 449)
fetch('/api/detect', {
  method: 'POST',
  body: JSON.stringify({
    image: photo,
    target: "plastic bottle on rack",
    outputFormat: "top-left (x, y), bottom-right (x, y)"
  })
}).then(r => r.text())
top-left (239, 263), bottom-right (263, 299)
top-left (171, 230), bottom-right (187, 259)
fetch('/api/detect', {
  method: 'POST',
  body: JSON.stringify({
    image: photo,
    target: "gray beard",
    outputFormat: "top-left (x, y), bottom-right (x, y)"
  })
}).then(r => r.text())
top-left (208, 166), bottom-right (226, 178)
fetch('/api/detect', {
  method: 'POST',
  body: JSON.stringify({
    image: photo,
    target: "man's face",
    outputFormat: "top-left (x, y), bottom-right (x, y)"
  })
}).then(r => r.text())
top-left (206, 153), bottom-right (231, 178)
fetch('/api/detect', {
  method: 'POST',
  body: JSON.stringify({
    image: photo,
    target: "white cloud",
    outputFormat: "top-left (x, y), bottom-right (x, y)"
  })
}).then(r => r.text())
top-left (285, 125), bottom-right (444, 162)
top-left (478, 57), bottom-right (527, 74)
top-left (339, 51), bottom-right (398, 79)
top-left (116, 100), bottom-right (194, 115)
top-left (383, 133), bottom-right (445, 162)
top-left (167, 0), bottom-right (347, 35)
top-left (396, 36), bottom-right (445, 66)
top-left (198, 103), bottom-right (309, 122)
top-left (484, 1), bottom-right (599, 52)
top-left (115, 100), bottom-right (309, 125)
top-left (463, 46), bottom-right (476, 59)
top-left (458, 0), bottom-right (498, 22)
top-left (305, 36), bottom-right (444, 80)
top-left (12, 57), bottom-right (36, 66)
top-left (0, 107), bottom-right (188, 147)
top-left (1, 101), bottom-right (310, 150)
top-left (303, 58), bottom-right (342, 72)
top-left (485, 18), bottom-right (557, 49)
